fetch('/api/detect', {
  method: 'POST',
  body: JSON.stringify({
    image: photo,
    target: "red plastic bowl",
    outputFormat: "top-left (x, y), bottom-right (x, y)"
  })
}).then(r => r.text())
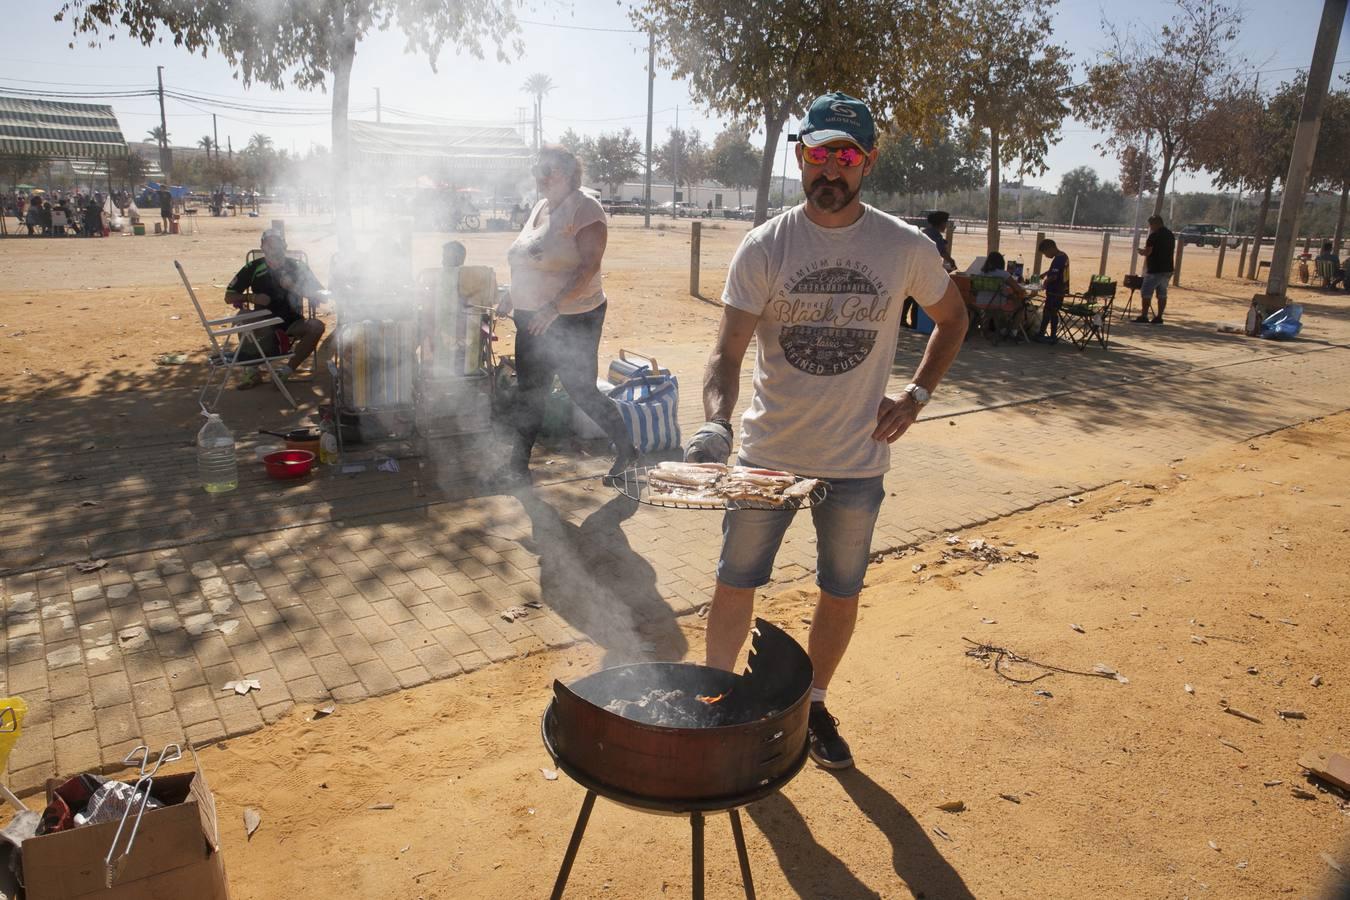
top-left (263, 449), bottom-right (315, 480)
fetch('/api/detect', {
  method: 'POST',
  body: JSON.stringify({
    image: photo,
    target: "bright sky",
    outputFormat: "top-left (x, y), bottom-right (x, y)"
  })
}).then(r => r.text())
top-left (3, 0), bottom-right (1346, 193)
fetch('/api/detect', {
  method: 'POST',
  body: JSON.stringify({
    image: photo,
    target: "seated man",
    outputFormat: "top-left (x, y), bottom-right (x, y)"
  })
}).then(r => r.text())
top-left (224, 229), bottom-right (327, 388)
top-left (1315, 241), bottom-right (1345, 289)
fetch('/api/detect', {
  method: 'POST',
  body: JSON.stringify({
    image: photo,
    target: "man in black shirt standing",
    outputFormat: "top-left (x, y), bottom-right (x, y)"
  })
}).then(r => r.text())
top-left (1135, 215), bottom-right (1175, 325)
top-left (225, 230), bottom-right (327, 387)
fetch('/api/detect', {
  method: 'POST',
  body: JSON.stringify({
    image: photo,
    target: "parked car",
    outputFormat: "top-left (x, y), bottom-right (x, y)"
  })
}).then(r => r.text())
top-left (1178, 223), bottom-right (1239, 248)
top-left (657, 201), bottom-right (713, 217)
top-left (722, 205), bottom-right (757, 221)
top-left (601, 199), bottom-right (645, 216)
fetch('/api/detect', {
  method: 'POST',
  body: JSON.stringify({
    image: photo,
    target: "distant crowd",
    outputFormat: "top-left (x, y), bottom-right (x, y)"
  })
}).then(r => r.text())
top-left (3, 190), bottom-right (132, 237)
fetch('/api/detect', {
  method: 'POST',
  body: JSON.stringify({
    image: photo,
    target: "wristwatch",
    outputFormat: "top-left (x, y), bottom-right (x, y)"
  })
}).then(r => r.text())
top-left (903, 383), bottom-right (931, 406)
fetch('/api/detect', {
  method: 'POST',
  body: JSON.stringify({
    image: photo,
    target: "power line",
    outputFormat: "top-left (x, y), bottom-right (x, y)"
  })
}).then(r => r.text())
top-left (517, 18), bottom-right (643, 34)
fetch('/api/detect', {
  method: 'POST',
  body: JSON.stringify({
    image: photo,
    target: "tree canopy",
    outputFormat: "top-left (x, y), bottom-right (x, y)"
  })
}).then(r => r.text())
top-left (58, 0), bottom-right (520, 247)
top-left (656, 127), bottom-right (708, 193)
top-left (632, 0), bottom-right (948, 224)
top-left (1075, 0), bottom-right (1244, 216)
top-left (1053, 166), bottom-right (1125, 227)
top-left (936, 0), bottom-right (1072, 252)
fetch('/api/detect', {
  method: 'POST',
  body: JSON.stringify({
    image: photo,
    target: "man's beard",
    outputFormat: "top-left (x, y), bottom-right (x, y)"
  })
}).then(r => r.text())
top-left (806, 176), bottom-right (859, 213)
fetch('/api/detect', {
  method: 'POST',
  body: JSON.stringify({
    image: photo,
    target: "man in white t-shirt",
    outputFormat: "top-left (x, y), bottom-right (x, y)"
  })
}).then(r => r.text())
top-left (686, 92), bottom-right (968, 769)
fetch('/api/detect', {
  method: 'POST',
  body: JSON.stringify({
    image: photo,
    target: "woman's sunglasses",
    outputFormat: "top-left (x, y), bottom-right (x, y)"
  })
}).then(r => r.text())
top-left (801, 145), bottom-right (867, 168)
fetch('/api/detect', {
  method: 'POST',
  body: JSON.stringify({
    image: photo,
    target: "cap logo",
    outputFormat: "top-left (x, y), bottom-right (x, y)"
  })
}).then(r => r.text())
top-left (828, 102), bottom-right (858, 119)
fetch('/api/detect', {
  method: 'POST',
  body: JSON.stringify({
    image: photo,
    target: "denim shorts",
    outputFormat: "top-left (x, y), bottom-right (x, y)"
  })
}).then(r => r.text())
top-left (716, 466), bottom-right (886, 598)
top-left (1141, 272), bottom-right (1170, 301)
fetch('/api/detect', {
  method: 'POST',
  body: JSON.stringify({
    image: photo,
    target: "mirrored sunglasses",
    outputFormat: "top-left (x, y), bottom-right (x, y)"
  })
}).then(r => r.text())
top-left (801, 145), bottom-right (866, 168)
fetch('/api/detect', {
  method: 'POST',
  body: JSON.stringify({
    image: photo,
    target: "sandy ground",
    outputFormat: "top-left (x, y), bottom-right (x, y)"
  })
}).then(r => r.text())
top-left (0, 207), bottom-right (1315, 407)
top-left (4, 211), bottom-right (1347, 898)
top-left (53, 411), bottom-right (1338, 900)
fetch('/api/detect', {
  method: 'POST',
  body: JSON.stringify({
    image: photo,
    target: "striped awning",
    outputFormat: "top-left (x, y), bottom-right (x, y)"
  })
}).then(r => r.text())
top-left (0, 95), bottom-right (127, 159)
top-left (349, 120), bottom-right (531, 176)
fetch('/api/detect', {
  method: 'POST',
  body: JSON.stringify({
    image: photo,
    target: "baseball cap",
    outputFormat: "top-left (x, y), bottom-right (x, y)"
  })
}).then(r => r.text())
top-left (799, 92), bottom-right (876, 152)
top-left (261, 228), bottom-right (286, 247)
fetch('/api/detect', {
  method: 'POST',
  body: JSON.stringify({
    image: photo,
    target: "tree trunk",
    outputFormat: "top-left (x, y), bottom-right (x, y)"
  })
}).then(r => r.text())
top-left (754, 107), bottom-right (787, 227)
top-left (986, 125), bottom-right (1000, 254)
top-left (1153, 149), bottom-right (1174, 218)
top-left (1247, 177), bottom-right (1275, 280)
top-left (1335, 182), bottom-right (1348, 252)
top-left (330, 24), bottom-right (357, 254)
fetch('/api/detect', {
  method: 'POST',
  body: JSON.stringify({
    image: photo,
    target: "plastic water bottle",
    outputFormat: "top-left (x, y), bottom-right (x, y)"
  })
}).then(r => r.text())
top-left (197, 413), bottom-right (238, 493)
top-left (319, 412), bottom-right (339, 466)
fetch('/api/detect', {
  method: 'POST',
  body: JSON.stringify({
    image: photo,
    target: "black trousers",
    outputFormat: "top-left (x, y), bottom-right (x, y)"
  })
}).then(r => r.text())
top-left (509, 303), bottom-right (630, 470)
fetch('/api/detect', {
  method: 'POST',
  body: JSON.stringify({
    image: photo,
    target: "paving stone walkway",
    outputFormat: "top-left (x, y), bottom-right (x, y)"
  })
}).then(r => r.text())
top-left (3, 313), bottom-right (1349, 793)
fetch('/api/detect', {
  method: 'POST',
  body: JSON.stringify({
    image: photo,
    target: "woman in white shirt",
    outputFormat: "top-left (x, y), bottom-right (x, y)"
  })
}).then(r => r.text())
top-left (498, 145), bottom-right (637, 483)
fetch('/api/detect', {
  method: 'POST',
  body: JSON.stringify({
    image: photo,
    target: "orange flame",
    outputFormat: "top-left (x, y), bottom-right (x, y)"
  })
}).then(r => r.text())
top-left (696, 693), bottom-right (725, 705)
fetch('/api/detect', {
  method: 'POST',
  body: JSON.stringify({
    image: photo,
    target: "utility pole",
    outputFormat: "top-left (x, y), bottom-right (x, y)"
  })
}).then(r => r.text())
top-left (644, 30), bottom-right (654, 229)
top-left (228, 136), bottom-right (233, 160)
top-left (155, 65), bottom-right (170, 180)
top-left (1070, 193), bottom-right (1080, 228)
top-left (212, 114), bottom-right (219, 162)
top-left (1128, 134), bottom-right (1152, 277)
top-left (1261, 0), bottom-right (1347, 309)
top-left (375, 88), bottom-right (381, 123)
top-left (672, 104), bottom-right (679, 218)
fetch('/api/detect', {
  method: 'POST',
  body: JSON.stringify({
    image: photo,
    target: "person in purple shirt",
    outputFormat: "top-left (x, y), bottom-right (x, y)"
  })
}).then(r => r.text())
top-left (1035, 238), bottom-right (1070, 345)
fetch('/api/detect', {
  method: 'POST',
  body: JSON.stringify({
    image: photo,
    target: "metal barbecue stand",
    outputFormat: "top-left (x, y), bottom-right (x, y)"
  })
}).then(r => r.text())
top-left (541, 620), bottom-right (814, 900)
top-left (541, 723), bottom-right (806, 900)
top-left (612, 466), bottom-right (829, 511)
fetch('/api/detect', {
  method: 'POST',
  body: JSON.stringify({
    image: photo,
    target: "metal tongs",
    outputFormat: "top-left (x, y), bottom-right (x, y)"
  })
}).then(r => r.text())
top-left (104, 743), bottom-right (182, 887)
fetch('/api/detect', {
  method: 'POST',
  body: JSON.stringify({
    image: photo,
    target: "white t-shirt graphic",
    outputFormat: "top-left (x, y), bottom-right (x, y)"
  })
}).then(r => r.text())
top-left (723, 204), bottom-right (951, 478)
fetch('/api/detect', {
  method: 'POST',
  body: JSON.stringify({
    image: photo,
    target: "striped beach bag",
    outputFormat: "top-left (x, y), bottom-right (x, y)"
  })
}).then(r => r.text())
top-left (609, 369), bottom-right (681, 453)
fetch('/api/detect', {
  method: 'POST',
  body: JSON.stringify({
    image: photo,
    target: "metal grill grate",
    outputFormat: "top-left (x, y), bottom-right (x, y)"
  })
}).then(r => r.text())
top-left (611, 465), bottom-right (828, 511)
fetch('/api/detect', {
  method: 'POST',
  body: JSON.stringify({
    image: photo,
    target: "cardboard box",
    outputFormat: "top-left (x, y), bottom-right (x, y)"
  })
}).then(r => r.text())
top-left (21, 763), bottom-right (229, 900)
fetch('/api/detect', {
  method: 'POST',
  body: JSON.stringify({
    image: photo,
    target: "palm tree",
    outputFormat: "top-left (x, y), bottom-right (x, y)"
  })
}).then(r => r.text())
top-left (197, 135), bottom-right (215, 160)
top-left (145, 125), bottom-right (169, 145)
top-left (522, 74), bottom-right (555, 151)
top-left (246, 133), bottom-right (274, 154)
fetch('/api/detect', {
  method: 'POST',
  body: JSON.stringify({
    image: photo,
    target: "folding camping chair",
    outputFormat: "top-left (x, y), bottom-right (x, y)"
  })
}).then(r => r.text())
top-left (1315, 258), bottom-right (1338, 289)
top-left (1058, 276), bottom-right (1116, 351)
top-left (175, 260), bottom-right (298, 409)
top-left (968, 274), bottom-right (1030, 345)
top-left (242, 247), bottom-right (324, 377)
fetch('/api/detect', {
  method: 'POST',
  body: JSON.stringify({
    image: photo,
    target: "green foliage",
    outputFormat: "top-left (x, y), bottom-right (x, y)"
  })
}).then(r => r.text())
top-left (868, 125), bottom-right (985, 199)
top-left (589, 129), bottom-right (643, 194)
top-left (632, 0), bottom-right (946, 223)
top-left (708, 129), bottom-right (762, 191)
top-left (145, 124), bottom-right (169, 144)
top-left (936, 0), bottom-right (1072, 250)
top-left (1053, 166), bottom-right (1125, 226)
top-left (657, 128), bottom-right (707, 189)
top-left (0, 153), bottom-right (47, 189)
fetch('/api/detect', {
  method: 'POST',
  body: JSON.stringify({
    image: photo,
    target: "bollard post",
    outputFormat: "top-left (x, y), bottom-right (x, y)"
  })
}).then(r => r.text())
top-left (1303, 234), bottom-right (1312, 255)
top-left (1032, 231), bottom-right (1046, 276)
top-left (689, 221), bottom-right (701, 296)
top-left (945, 221), bottom-right (956, 263)
top-left (1217, 240), bottom-right (1227, 278)
top-left (271, 218), bottom-right (285, 238)
top-left (1247, 236), bottom-right (1263, 280)
top-left (1099, 231), bottom-right (1110, 277)
top-left (1172, 238), bottom-right (1184, 286)
top-left (1237, 237), bottom-right (1249, 278)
